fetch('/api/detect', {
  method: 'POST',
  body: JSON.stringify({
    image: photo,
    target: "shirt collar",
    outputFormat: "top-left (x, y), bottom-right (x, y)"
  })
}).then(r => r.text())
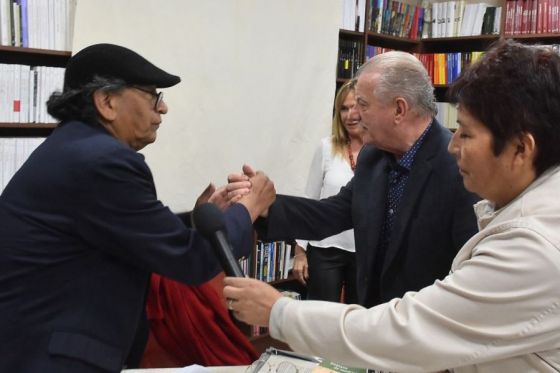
top-left (390, 122), bottom-right (432, 172)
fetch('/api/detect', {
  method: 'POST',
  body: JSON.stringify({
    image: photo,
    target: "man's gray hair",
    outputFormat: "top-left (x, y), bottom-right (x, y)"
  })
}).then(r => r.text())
top-left (357, 51), bottom-right (436, 117)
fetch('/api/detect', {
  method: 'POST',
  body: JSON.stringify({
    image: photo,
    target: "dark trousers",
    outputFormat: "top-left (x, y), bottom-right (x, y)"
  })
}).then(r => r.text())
top-left (306, 244), bottom-right (357, 304)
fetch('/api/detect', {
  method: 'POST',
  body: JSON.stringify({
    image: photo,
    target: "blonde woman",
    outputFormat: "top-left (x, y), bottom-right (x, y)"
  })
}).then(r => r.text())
top-left (292, 80), bottom-right (364, 303)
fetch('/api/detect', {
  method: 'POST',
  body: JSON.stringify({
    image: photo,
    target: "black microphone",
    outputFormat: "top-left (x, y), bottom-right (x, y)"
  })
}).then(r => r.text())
top-left (192, 203), bottom-right (245, 277)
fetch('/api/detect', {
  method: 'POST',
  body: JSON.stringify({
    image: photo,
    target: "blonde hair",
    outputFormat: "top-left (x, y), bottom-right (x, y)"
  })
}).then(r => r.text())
top-left (331, 79), bottom-right (356, 157)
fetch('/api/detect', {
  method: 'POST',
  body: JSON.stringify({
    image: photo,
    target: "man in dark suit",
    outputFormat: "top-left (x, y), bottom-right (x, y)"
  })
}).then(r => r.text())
top-left (0, 43), bottom-right (274, 373)
top-left (240, 51), bottom-right (479, 308)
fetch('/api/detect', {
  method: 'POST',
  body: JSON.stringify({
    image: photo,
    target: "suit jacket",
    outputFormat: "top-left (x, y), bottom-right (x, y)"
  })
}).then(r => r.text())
top-left (257, 121), bottom-right (479, 307)
top-left (0, 120), bottom-right (253, 372)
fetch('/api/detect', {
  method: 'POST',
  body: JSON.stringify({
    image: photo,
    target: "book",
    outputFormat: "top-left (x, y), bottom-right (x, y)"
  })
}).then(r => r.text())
top-left (312, 361), bottom-right (367, 372)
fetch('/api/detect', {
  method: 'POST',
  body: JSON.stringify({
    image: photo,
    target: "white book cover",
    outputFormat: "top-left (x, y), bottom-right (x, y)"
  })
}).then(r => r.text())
top-left (6, 64), bottom-right (16, 122)
top-left (0, 64), bottom-right (7, 121)
top-left (358, 0), bottom-right (366, 31)
top-left (283, 243), bottom-right (292, 279)
top-left (12, 1), bottom-right (21, 47)
top-left (20, 64), bottom-right (30, 123)
top-left (31, 137), bottom-right (45, 155)
top-left (0, 139), bottom-right (3, 190)
top-left (29, 66), bottom-right (37, 123)
top-left (44, 67), bottom-right (54, 121)
top-left (0, 0), bottom-right (11, 46)
top-left (26, 0), bottom-right (35, 47)
top-left (440, 2), bottom-right (448, 37)
top-left (341, 0), bottom-right (351, 30)
top-left (454, 0), bottom-right (465, 36)
top-left (12, 64), bottom-right (22, 123)
top-left (33, 0), bottom-right (43, 48)
top-left (48, 67), bottom-right (64, 122)
top-left (54, 0), bottom-right (63, 50)
top-left (2, 138), bottom-right (16, 192)
top-left (0, 139), bottom-right (5, 190)
top-left (48, 0), bottom-right (56, 49)
top-left (43, 67), bottom-right (52, 123)
top-left (32, 66), bottom-right (39, 123)
top-left (471, 2), bottom-right (488, 35)
top-left (459, 3), bottom-right (474, 36)
top-left (38, 0), bottom-right (48, 49)
top-left (67, 0), bottom-right (76, 50)
top-left (35, 66), bottom-right (44, 123)
top-left (15, 138), bottom-right (26, 171)
top-left (447, 1), bottom-right (456, 36)
top-left (344, 0), bottom-right (356, 30)
top-left (26, 68), bottom-right (34, 122)
top-left (432, 1), bottom-right (439, 37)
top-left (493, 6), bottom-right (502, 33)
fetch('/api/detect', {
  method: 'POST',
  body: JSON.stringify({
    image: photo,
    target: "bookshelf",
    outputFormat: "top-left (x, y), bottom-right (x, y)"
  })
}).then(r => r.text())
top-left (236, 240), bottom-right (305, 354)
top-left (336, 0), bottom-right (560, 129)
top-left (0, 1), bottom-right (74, 192)
top-left (0, 46), bottom-right (70, 136)
top-left (0, 0), bottom-right (75, 137)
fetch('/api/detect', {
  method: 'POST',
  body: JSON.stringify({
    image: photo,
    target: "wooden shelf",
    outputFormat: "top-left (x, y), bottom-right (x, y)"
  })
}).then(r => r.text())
top-left (0, 123), bottom-right (57, 137)
top-left (505, 33), bottom-right (560, 43)
top-left (268, 277), bottom-right (297, 286)
top-left (367, 31), bottom-right (422, 51)
top-left (419, 34), bottom-right (500, 53)
top-left (336, 0), bottom-right (560, 80)
top-left (339, 29), bottom-right (365, 39)
top-left (0, 46), bottom-right (68, 137)
top-left (0, 45), bottom-right (71, 67)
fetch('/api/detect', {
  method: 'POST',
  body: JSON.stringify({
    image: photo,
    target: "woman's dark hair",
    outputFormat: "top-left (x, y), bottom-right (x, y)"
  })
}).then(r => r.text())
top-left (46, 76), bottom-right (127, 124)
top-left (448, 39), bottom-right (560, 176)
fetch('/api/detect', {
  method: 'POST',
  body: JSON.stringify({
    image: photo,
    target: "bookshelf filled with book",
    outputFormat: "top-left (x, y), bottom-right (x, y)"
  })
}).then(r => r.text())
top-left (0, 45), bottom-right (69, 136)
top-left (236, 239), bottom-right (305, 353)
top-left (336, 0), bottom-right (560, 129)
top-left (0, 0), bottom-right (75, 137)
top-left (0, 1), bottom-right (75, 192)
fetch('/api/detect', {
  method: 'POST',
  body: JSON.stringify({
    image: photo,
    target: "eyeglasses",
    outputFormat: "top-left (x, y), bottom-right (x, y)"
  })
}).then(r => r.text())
top-left (245, 360), bottom-right (301, 373)
top-left (131, 86), bottom-right (164, 111)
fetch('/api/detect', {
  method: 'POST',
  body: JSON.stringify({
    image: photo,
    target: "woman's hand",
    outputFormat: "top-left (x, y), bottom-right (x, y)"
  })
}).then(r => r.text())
top-left (223, 276), bottom-right (282, 326)
top-left (292, 244), bottom-right (309, 285)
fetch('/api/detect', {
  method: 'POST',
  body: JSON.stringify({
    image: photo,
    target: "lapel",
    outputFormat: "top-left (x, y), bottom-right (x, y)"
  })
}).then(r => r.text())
top-left (354, 147), bottom-right (390, 273)
top-left (381, 121), bottom-right (443, 277)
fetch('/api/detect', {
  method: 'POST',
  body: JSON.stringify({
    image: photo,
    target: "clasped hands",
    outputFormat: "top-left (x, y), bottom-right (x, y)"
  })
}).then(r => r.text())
top-left (195, 164), bottom-right (275, 222)
top-left (222, 165), bottom-right (284, 327)
top-left (194, 164), bottom-right (283, 326)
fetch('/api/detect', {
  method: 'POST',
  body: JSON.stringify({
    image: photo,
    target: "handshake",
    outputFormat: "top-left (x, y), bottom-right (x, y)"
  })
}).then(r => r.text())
top-left (196, 164), bottom-right (276, 222)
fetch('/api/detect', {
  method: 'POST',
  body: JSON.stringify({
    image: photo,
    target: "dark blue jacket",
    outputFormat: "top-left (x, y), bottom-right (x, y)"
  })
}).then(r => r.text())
top-left (0, 120), bottom-right (253, 372)
top-left (257, 121), bottom-right (479, 307)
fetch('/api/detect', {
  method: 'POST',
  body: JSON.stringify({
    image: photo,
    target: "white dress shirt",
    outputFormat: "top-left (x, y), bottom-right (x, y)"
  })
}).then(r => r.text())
top-left (296, 137), bottom-right (355, 252)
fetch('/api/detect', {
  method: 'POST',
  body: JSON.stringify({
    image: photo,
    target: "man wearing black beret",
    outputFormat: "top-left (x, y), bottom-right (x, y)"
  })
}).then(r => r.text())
top-left (0, 43), bottom-right (274, 372)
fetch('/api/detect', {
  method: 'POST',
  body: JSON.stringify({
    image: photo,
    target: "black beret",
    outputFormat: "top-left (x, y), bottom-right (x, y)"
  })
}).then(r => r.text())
top-left (64, 43), bottom-right (181, 90)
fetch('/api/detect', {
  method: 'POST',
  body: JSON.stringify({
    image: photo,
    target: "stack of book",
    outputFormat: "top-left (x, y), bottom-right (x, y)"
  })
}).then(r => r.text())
top-left (0, 63), bottom-right (64, 124)
top-left (0, 0), bottom-right (75, 50)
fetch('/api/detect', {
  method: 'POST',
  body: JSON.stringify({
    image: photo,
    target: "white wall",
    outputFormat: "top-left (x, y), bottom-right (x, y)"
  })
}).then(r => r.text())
top-left (73, 0), bottom-right (340, 211)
